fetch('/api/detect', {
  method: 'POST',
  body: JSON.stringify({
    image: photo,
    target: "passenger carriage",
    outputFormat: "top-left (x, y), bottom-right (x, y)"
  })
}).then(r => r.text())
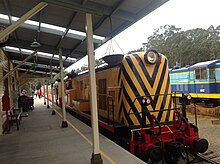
top-left (170, 59), bottom-right (220, 106)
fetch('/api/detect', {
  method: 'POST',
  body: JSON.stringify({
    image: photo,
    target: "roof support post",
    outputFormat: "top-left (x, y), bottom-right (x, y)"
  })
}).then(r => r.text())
top-left (86, 13), bottom-right (103, 164)
top-left (46, 73), bottom-right (50, 108)
top-left (50, 64), bottom-right (55, 115)
top-left (43, 76), bottom-right (46, 105)
top-left (0, 66), bottom-right (3, 135)
top-left (0, 50), bottom-right (38, 82)
top-left (8, 61), bottom-right (12, 109)
top-left (0, 2), bottom-right (48, 41)
top-left (14, 67), bottom-right (17, 91)
top-left (59, 48), bottom-right (68, 128)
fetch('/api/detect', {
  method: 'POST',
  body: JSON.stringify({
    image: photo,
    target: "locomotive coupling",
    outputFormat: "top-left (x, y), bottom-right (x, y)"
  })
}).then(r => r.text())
top-left (188, 137), bottom-right (208, 154)
top-left (192, 138), bottom-right (208, 153)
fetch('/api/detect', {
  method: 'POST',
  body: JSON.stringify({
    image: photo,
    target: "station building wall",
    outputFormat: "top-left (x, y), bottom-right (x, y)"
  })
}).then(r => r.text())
top-left (0, 49), bottom-right (10, 135)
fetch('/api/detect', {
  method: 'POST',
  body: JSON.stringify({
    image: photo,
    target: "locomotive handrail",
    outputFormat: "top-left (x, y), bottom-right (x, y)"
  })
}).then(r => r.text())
top-left (128, 93), bottom-right (182, 115)
top-left (150, 114), bottom-right (162, 136)
top-left (127, 92), bottom-right (192, 130)
top-left (181, 114), bottom-right (189, 131)
top-left (128, 108), bottom-right (182, 114)
top-left (128, 93), bottom-right (173, 114)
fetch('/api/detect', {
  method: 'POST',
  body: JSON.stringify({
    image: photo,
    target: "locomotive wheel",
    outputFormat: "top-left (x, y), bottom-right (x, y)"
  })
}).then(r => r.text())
top-left (147, 146), bottom-right (162, 163)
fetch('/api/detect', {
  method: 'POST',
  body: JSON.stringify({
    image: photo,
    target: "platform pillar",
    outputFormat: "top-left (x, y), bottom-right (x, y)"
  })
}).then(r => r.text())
top-left (8, 61), bottom-right (12, 108)
top-left (59, 48), bottom-right (67, 128)
top-left (91, 153), bottom-right (103, 164)
top-left (86, 13), bottom-right (103, 164)
top-left (46, 73), bottom-right (50, 108)
top-left (50, 64), bottom-right (55, 115)
top-left (43, 77), bottom-right (46, 105)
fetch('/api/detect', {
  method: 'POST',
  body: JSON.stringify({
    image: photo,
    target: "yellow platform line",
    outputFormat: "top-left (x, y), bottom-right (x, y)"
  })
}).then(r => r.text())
top-left (55, 110), bottom-right (116, 164)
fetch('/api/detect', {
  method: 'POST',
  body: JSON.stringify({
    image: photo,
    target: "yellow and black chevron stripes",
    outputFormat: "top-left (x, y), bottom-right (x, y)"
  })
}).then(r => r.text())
top-left (118, 52), bottom-right (174, 127)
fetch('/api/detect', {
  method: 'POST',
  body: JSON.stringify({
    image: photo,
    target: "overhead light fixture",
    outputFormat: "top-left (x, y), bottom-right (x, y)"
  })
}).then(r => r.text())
top-left (30, 38), bottom-right (41, 48)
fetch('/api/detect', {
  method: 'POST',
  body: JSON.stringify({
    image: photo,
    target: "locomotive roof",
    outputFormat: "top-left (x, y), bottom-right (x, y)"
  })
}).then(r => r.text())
top-left (169, 67), bottom-right (189, 73)
top-left (189, 59), bottom-right (220, 70)
top-left (216, 62), bottom-right (220, 68)
top-left (74, 63), bottom-right (120, 78)
top-left (170, 59), bottom-right (220, 73)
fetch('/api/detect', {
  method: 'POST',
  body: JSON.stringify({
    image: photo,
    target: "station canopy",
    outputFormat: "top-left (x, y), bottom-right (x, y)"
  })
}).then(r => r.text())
top-left (0, 0), bottom-right (168, 75)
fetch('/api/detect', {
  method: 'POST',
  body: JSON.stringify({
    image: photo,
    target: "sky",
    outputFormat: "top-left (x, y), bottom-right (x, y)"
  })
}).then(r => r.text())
top-left (66, 0), bottom-right (220, 72)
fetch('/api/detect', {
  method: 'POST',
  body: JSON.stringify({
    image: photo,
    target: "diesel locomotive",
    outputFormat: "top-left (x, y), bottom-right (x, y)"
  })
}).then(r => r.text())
top-left (64, 50), bottom-right (208, 163)
top-left (169, 59), bottom-right (220, 106)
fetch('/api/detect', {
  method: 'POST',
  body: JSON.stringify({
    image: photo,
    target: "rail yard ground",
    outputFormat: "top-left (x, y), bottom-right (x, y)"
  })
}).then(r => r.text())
top-left (187, 106), bottom-right (220, 163)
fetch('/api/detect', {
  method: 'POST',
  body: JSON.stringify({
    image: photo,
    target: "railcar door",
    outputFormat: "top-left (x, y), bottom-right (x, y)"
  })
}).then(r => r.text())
top-left (189, 70), bottom-right (195, 93)
top-left (194, 67), bottom-right (208, 97)
top-left (208, 67), bottom-right (216, 95)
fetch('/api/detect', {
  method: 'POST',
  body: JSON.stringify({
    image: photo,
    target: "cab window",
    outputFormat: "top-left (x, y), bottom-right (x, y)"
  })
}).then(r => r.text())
top-left (195, 67), bottom-right (207, 79)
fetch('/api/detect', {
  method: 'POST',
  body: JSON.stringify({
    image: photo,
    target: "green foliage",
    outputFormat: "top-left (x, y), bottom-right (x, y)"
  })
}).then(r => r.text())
top-left (95, 58), bottom-right (104, 66)
top-left (145, 25), bottom-right (220, 67)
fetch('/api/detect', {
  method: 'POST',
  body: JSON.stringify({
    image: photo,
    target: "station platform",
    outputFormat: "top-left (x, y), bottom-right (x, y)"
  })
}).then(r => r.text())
top-left (0, 97), bottom-right (145, 164)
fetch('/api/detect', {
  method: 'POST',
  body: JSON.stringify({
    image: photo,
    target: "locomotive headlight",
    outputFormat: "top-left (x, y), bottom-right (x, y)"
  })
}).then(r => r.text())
top-left (144, 50), bottom-right (159, 64)
top-left (187, 94), bottom-right (191, 100)
top-left (184, 93), bottom-right (191, 100)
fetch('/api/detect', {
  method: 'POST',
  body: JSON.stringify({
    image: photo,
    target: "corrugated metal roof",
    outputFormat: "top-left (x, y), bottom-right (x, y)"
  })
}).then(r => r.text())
top-left (0, 0), bottom-right (169, 75)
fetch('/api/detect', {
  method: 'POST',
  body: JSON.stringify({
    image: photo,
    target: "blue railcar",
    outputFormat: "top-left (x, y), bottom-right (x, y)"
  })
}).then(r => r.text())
top-left (169, 59), bottom-right (220, 105)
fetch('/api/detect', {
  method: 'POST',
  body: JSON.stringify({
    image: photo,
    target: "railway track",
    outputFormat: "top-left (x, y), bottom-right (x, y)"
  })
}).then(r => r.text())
top-left (189, 150), bottom-right (220, 164)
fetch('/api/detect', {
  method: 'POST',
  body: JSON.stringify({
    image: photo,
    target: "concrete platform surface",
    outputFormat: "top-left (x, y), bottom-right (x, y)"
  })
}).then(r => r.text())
top-left (0, 97), bottom-right (145, 164)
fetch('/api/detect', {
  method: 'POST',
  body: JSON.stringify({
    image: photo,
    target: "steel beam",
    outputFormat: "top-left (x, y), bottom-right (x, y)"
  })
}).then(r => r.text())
top-left (3, 0), bottom-right (18, 43)
top-left (0, 2), bottom-right (48, 41)
top-left (50, 64), bottom-right (55, 115)
top-left (0, 50), bottom-right (38, 82)
top-left (44, 0), bottom-right (134, 22)
top-left (0, 16), bottom-right (102, 44)
top-left (68, 0), bottom-right (124, 60)
top-left (46, 72), bottom-right (50, 108)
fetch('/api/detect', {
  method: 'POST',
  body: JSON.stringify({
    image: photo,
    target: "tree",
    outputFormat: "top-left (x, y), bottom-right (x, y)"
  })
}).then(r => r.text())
top-left (95, 58), bottom-right (104, 66)
top-left (145, 25), bottom-right (220, 67)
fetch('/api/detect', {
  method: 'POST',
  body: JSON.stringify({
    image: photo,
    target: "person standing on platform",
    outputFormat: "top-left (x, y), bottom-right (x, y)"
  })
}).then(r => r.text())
top-left (37, 89), bottom-right (41, 99)
top-left (2, 90), bottom-right (11, 133)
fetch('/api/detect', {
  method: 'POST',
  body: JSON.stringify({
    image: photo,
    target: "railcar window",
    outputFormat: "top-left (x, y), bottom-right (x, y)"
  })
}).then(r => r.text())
top-left (98, 79), bottom-right (107, 110)
top-left (201, 68), bottom-right (207, 79)
top-left (195, 68), bottom-right (207, 79)
top-left (195, 69), bottom-right (200, 79)
top-left (209, 67), bottom-right (215, 79)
